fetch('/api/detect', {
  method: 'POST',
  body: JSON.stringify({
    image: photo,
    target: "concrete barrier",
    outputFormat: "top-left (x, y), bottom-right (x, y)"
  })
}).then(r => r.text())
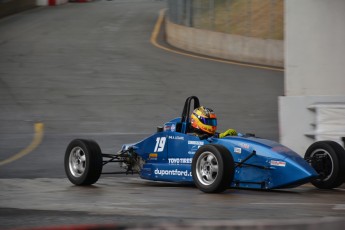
top-left (0, 0), bottom-right (71, 19)
top-left (69, 0), bottom-right (93, 3)
top-left (166, 19), bottom-right (284, 68)
top-left (0, 0), bottom-right (37, 18)
top-left (36, 0), bottom-right (68, 6)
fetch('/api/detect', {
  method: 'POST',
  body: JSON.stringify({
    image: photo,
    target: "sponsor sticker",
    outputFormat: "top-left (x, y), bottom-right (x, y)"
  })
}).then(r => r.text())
top-left (270, 160), bottom-right (286, 167)
top-left (188, 141), bottom-right (204, 145)
top-left (171, 124), bottom-right (176, 132)
top-left (168, 135), bottom-right (184, 140)
top-left (149, 153), bottom-right (158, 160)
top-left (188, 145), bottom-right (200, 154)
top-left (164, 125), bottom-right (171, 131)
top-left (168, 158), bottom-right (192, 164)
top-left (234, 147), bottom-right (242, 154)
top-left (154, 168), bottom-right (192, 177)
top-left (240, 143), bottom-right (250, 149)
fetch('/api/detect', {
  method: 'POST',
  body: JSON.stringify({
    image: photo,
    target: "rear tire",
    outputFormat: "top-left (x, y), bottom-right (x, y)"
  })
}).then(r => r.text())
top-left (64, 139), bottom-right (103, 185)
top-left (304, 141), bottom-right (345, 189)
top-left (192, 144), bottom-right (235, 193)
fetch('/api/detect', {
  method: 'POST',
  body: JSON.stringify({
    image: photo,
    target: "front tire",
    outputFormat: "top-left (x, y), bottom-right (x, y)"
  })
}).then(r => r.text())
top-left (64, 139), bottom-right (103, 185)
top-left (192, 144), bottom-right (235, 193)
top-left (305, 141), bottom-right (345, 189)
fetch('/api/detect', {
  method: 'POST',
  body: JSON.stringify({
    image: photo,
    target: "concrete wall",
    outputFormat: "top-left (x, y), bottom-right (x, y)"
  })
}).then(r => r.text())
top-left (279, 96), bottom-right (345, 155)
top-left (166, 19), bottom-right (284, 68)
top-left (284, 0), bottom-right (345, 96)
top-left (36, 0), bottom-right (68, 6)
top-left (279, 0), bottom-right (345, 155)
top-left (0, 0), bottom-right (37, 18)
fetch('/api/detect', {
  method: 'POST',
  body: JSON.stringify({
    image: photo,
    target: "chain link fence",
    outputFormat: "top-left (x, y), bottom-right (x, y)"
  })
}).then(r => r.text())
top-left (167, 0), bottom-right (284, 40)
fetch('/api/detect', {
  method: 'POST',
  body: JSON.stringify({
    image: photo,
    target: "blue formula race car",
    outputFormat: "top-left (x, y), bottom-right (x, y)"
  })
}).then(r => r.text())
top-left (65, 96), bottom-right (345, 193)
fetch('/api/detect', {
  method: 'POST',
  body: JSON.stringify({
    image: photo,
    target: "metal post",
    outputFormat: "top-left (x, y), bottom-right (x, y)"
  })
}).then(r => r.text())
top-left (246, 0), bottom-right (252, 37)
top-left (186, 0), bottom-right (193, 27)
top-left (270, 0), bottom-right (277, 39)
top-left (209, 0), bottom-right (215, 30)
top-left (226, 0), bottom-right (232, 33)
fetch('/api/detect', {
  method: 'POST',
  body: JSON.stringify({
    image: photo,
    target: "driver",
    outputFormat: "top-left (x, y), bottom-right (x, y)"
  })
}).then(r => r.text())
top-left (190, 106), bottom-right (237, 139)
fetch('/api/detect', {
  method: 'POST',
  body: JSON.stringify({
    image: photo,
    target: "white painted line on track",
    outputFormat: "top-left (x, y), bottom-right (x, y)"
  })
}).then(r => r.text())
top-left (252, 202), bottom-right (345, 210)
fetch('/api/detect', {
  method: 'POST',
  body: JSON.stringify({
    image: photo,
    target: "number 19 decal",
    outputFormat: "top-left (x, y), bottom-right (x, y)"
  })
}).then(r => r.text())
top-left (154, 137), bottom-right (166, 152)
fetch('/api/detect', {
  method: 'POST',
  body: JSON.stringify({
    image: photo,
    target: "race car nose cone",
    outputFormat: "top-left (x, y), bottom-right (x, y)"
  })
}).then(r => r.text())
top-left (270, 156), bottom-right (318, 189)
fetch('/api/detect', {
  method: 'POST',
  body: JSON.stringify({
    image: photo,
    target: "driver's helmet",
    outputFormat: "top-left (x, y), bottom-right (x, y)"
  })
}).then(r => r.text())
top-left (190, 106), bottom-right (217, 135)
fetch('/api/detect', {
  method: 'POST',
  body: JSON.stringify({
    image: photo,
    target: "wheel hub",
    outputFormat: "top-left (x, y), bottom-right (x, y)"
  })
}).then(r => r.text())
top-left (203, 163), bottom-right (212, 174)
top-left (310, 149), bottom-right (333, 181)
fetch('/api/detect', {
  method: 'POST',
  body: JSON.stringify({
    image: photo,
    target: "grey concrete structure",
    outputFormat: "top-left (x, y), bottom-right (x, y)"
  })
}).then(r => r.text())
top-left (279, 0), bottom-right (345, 154)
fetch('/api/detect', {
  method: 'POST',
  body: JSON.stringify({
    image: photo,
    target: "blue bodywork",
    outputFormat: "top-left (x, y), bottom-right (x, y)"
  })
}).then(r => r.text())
top-left (121, 117), bottom-right (318, 190)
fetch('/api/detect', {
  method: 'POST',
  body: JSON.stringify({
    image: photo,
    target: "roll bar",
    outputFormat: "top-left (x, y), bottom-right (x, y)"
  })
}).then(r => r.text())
top-left (180, 96), bottom-right (200, 133)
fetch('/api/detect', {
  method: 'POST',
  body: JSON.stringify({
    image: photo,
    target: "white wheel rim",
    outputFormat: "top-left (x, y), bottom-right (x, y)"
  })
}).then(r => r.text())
top-left (196, 151), bottom-right (219, 186)
top-left (69, 147), bottom-right (86, 178)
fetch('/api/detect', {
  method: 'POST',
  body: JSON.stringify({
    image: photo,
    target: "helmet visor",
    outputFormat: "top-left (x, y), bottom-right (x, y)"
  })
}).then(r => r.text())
top-left (200, 117), bottom-right (217, 126)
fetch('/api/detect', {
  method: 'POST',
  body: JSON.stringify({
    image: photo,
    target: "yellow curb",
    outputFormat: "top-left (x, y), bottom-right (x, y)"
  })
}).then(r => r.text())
top-left (0, 122), bottom-right (44, 166)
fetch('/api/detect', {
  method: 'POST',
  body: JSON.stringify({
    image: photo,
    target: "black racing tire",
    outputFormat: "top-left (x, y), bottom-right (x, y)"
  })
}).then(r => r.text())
top-left (192, 144), bottom-right (235, 193)
top-left (325, 141), bottom-right (345, 183)
top-left (304, 141), bottom-right (345, 189)
top-left (64, 139), bottom-right (103, 185)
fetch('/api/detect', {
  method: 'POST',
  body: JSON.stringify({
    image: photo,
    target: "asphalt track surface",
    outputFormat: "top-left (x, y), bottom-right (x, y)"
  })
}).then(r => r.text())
top-left (0, 0), bottom-right (345, 229)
